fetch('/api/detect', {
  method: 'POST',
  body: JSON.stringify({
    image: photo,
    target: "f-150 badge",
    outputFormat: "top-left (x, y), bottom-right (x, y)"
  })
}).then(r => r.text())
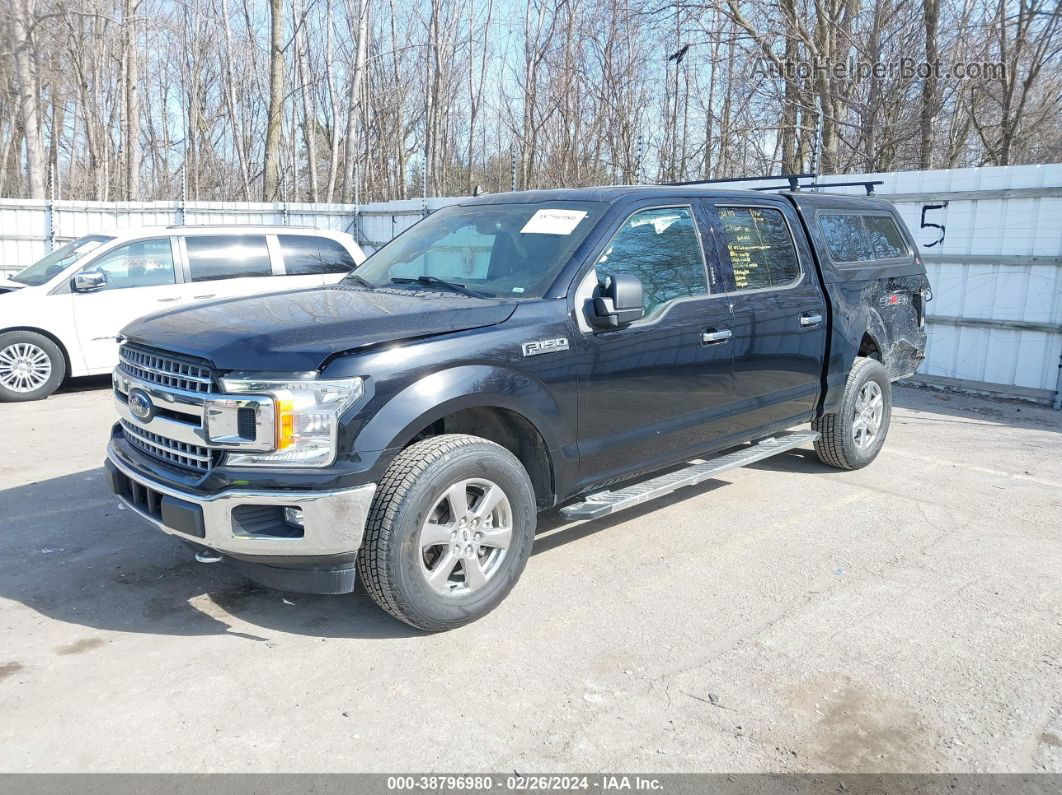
top-left (522, 338), bottom-right (570, 357)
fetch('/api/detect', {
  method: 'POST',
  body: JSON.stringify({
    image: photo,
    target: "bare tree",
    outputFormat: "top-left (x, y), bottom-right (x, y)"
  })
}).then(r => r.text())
top-left (9, 0), bottom-right (47, 198)
top-left (1, 0), bottom-right (1058, 202)
top-left (262, 0), bottom-right (285, 199)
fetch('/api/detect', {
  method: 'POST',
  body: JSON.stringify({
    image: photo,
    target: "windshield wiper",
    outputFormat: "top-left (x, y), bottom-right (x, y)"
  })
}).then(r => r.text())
top-left (390, 275), bottom-right (493, 299)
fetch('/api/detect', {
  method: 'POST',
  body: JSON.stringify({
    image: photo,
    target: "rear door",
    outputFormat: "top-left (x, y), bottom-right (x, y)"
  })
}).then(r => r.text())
top-left (704, 200), bottom-right (828, 437)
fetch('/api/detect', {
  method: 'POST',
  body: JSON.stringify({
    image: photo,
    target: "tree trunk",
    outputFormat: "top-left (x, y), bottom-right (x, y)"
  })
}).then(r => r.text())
top-left (920, 0), bottom-right (939, 169)
top-left (123, 0), bottom-right (141, 200)
top-left (341, 0), bottom-right (369, 202)
top-left (221, 0), bottom-right (252, 200)
top-left (295, 0), bottom-right (318, 201)
top-left (323, 0), bottom-right (341, 201)
top-left (262, 0), bottom-right (285, 200)
top-left (11, 0), bottom-right (47, 199)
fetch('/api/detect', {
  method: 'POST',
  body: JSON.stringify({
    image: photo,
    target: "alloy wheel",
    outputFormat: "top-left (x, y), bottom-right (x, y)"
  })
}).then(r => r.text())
top-left (851, 380), bottom-right (884, 450)
top-left (0, 343), bottom-right (52, 393)
top-left (418, 478), bottom-right (513, 597)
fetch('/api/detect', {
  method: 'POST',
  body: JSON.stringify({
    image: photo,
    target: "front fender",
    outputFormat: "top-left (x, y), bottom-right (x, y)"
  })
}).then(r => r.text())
top-left (354, 364), bottom-right (567, 457)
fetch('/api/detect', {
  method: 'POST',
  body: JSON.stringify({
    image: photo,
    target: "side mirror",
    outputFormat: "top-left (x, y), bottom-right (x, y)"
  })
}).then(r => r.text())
top-left (72, 272), bottom-right (106, 293)
top-left (588, 273), bottom-right (645, 329)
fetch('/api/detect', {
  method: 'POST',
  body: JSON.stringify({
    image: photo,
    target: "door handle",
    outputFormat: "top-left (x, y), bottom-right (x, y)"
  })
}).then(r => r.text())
top-left (193, 294), bottom-right (217, 300)
top-left (156, 297), bottom-right (182, 303)
top-left (701, 328), bottom-right (732, 345)
top-left (799, 312), bottom-right (823, 327)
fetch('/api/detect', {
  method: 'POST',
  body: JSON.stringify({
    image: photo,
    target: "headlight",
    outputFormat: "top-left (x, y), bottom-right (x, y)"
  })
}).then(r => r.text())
top-left (219, 373), bottom-right (364, 467)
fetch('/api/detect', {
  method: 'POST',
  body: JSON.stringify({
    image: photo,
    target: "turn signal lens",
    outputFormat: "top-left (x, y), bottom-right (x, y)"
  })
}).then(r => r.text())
top-left (276, 398), bottom-right (296, 450)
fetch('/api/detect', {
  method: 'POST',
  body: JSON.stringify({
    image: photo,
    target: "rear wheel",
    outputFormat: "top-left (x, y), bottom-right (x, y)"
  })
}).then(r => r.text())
top-left (358, 434), bottom-right (537, 631)
top-left (0, 331), bottom-right (66, 402)
top-left (813, 356), bottom-right (892, 470)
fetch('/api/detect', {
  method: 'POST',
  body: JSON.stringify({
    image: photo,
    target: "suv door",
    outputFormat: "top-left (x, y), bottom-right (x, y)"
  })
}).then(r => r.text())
top-left (705, 200), bottom-right (828, 436)
top-left (577, 203), bottom-right (736, 488)
top-left (178, 234), bottom-right (281, 303)
top-left (70, 237), bottom-right (187, 371)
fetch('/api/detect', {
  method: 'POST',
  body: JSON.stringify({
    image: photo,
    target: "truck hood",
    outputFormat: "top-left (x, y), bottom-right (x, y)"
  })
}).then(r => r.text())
top-left (0, 277), bottom-right (25, 293)
top-left (121, 285), bottom-right (519, 372)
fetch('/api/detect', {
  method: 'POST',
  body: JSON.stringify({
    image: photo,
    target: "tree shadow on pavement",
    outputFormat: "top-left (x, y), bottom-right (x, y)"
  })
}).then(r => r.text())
top-left (0, 467), bottom-right (422, 640)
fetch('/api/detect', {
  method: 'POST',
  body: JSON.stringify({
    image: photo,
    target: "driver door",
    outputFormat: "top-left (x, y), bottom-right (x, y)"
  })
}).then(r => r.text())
top-left (577, 203), bottom-right (736, 489)
top-left (71, 237), bottom-right (190, 372)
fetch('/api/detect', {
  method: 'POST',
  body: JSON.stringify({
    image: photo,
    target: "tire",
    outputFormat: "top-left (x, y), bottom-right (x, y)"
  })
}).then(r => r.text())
top-left (357, 434), bottom-right (537, 632)
top-left (0, 331), bottom-right (66, 402)
top-left (813, 356), bottom-right (892, 470)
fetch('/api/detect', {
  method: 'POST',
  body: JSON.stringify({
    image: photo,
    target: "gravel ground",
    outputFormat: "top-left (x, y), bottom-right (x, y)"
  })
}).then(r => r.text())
top-left (0, 378), bottom-right (1059, 773)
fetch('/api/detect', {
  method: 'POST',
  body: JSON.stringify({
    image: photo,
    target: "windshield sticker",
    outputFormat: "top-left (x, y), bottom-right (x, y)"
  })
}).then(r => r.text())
top-left (521, 209), bottom-right (587, 235)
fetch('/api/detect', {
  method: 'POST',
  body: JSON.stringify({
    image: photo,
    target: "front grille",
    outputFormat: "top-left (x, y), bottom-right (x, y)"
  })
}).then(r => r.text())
top-left (118, 345), bottom-right (213, 394)
top-left (120, 419), bottom-right (213, 472)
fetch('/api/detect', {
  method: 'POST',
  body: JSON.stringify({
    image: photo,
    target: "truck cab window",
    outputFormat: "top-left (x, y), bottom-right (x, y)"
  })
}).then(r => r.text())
top-left (595, 207), bottom-right (707, 316)
top-left (186, 235), bottom-right (272, 282)
top-left (718, 207), bottom-right (800, 290)
top-left (79, 239), bottom-right (176, 290)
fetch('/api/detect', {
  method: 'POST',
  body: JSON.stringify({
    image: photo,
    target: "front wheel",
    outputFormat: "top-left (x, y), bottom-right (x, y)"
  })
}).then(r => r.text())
top-left (813, 356), bottom-right (892, 470)
top-left (357, 434), bottom-right (537, 631)
top-left (0, 331), bottom-right (67, 402)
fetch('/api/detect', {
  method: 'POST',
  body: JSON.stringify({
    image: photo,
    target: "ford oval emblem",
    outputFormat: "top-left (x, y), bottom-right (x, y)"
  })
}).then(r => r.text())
top-left (128, 388), bottom-right (155, 422)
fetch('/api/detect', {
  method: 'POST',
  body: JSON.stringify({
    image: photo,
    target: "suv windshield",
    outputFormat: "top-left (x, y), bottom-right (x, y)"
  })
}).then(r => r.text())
top-left (12, 235), bottom-right (114, 287)
top-left (345, 202), bottom-right (605, 298)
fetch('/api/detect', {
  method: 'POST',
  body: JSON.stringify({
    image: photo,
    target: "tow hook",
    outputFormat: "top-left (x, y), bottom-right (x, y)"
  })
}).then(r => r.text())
top-left (194, 548), bottom-right (223, 564)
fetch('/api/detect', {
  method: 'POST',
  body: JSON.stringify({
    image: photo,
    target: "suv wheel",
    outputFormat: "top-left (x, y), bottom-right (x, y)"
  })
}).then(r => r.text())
top-left (0, 331), bottom-right (66, 402)
top-left (358, 434), bottom-right (537, 631)
top-left (812, 356), bottom-right (892, 470)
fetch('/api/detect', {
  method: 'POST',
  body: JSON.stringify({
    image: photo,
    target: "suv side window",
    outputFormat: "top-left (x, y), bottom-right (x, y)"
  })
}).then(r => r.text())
top-left (595, 206), bottom-right (708, 317)
top-left (718, 206), bottom-right (801, 290)
top-left (279, 235), bottom-right (356, 275)
top-left (80, 238), bottom-right (176, 290)
top-left (186, 235), bottom-right (272, 282)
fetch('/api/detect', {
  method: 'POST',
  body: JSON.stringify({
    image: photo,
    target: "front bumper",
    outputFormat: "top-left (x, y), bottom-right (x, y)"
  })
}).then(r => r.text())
top-left (106, 441), bottom-right (377, 592)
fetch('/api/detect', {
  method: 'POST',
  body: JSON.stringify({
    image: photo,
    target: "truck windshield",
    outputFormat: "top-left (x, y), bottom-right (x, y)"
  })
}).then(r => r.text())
top-left (12, 235), bottom-right (114, 287)
top-left (345, 202), bottom-right (605, 298)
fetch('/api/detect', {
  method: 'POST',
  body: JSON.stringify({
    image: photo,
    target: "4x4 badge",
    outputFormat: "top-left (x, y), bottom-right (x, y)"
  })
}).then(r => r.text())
top-left (522, 338), bottom-right (570, 357)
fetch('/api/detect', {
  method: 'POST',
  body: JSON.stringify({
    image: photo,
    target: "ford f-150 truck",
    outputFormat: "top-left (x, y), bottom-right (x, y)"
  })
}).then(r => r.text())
top-left (104, 186), bottom-right (930, 631)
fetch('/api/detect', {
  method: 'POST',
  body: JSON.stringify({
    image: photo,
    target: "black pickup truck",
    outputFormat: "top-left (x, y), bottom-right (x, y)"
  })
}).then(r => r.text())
top-left (105, 186), bottom-right (930, 631)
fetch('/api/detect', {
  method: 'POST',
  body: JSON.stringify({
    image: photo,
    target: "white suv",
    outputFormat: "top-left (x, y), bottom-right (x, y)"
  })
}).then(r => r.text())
top-left (0, 225), bottom-right (365, 401)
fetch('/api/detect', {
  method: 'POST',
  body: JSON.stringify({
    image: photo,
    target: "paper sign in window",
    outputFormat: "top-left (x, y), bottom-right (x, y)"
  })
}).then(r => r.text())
top-left (520, 209), bottom-right (588, 235)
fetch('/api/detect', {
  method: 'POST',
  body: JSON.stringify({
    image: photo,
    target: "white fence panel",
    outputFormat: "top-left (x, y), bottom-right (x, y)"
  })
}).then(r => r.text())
top-left (1, 164), bottom-right (1060, 406)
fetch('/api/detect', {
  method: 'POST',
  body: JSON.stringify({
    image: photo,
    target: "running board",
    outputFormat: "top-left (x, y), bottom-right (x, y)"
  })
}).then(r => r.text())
top-left (560, 430), bottom-right (820, 521)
